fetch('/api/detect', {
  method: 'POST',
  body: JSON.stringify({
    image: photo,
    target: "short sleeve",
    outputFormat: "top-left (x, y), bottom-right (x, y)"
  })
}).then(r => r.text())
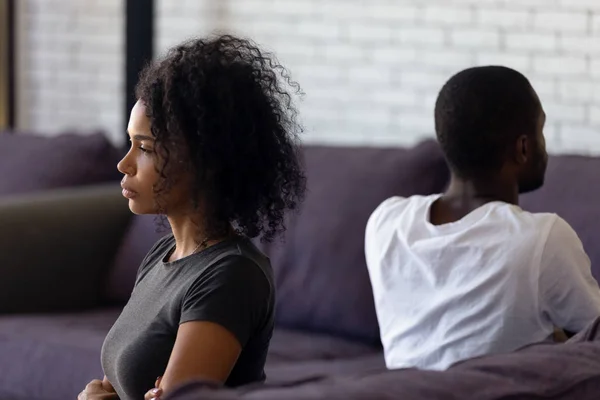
top-left (366, 197), bottom-right (404, 234)
top-left (365, 197), bottom-right (405, 269)
top-left (540, 217), bottom-right (600, 332)
top-left (180, 255), bottom-right (272, 347)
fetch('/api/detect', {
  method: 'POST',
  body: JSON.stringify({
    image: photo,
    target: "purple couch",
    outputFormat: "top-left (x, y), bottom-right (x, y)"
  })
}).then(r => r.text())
top-left (0, 133), bottom-right (599, 400)
top-left (164, 321), bottom-right (600, 400)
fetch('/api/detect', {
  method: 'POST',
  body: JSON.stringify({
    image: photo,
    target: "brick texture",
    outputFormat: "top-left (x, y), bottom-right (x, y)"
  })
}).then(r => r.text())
top-left (17, 0), bottom-right (124, 145)
top-left (157, 0), bottom-right (600, 154)
top-left (19, 0), bottom-right (600, 154)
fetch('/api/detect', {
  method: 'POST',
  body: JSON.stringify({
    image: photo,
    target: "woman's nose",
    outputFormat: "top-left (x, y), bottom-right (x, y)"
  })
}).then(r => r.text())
top-left (117, 152), bottom-right (135, 176)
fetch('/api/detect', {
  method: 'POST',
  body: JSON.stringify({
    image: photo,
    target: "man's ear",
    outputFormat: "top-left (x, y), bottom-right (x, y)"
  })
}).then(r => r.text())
top-left (515, 135), bottom-right (529, 165)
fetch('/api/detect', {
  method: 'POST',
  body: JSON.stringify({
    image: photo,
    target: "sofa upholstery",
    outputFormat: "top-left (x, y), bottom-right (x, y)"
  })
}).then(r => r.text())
top-left (1, 133), bottom-right (600, 400)
top-left (0, 310), bottom-right (379, 400)
top-left (0, 309), bottom-right (120, 400)
top-left (0, 131), bottom-right (122, 196)
top-left (0, 185), bottom-right (131, 314)
top-left (165, 321), bottom-right (600, 400)
top-left (0, 133), bottom-right (129, 315)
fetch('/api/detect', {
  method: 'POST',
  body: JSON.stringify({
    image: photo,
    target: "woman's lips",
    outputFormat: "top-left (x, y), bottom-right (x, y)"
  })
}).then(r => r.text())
top-left (121, 187), bottom-right (138, 199)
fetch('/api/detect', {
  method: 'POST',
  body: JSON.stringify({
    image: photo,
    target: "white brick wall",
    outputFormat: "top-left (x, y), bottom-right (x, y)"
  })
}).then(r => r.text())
top-left (533, 11), bottom-right (588, 33)
top-left (17, 0), bottom-right (124, 145)
top-left (156, 0), bottom-right (600, 154)
top-left (19, 0), bottom-right (599, 153)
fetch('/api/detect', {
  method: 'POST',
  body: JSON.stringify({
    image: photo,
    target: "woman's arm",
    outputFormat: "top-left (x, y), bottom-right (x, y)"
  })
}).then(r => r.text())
top-left (143, 322), bottom-right (240, 399)
top-left (159, 321), bottom-right (241, 391)
top-left (144, 255), bottom-right (271, 398)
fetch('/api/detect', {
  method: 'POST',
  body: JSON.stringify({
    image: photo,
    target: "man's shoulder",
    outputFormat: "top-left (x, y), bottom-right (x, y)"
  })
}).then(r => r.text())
top-left (512, 210), bottom-right (581, 251)
top-left (370, 194), bottom-right (438, 221)
top-left (516, 209), bottom-right (572, 232)
top-left (366, 195), bottom-right (438, 242)
top-left (536, 214), bottom-right (580, 244)
top-left (515, 208), bottom-right (558, 223)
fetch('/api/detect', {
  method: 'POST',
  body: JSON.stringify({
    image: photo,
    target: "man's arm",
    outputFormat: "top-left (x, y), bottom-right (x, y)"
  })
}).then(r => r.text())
top-left (540, 217), bottom-right (600, 333)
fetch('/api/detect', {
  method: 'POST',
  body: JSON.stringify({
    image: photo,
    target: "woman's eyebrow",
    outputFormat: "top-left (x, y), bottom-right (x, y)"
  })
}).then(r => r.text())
top-left (132, 134), bottom-right (155, 141)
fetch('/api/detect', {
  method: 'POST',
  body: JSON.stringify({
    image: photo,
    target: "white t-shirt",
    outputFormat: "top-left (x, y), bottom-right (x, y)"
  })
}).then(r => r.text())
top-left (365, 194), bottom-right (600, 371)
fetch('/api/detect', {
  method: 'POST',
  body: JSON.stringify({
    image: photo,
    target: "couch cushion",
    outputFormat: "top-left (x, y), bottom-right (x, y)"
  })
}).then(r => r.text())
top-left (521, 154), bottom-right (600, 281)
top-left (105, 215), bottom-right (171, 302)
top-left (164, 354), bottom-right (386, 400)
top-left (267, 329), bottom-right (379, 365)
top-left (165, 320), bottom-right (600, 400)
top-left (0, 185), bottom-right (131, 314)
top-left (0, 309), bottom-right (379, 400)
top-left (0, 309), bottom-right (121, 400)
top-left (256, 140), bottom-right (449, 345)
top-left (0, 131), bottom-right (122, 196)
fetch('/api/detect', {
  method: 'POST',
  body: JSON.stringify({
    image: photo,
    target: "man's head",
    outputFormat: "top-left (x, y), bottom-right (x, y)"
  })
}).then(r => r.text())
top-left (434, 66), bottom-right (548, 193)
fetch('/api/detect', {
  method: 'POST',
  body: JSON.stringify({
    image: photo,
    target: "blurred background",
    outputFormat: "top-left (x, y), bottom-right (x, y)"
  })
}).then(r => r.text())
top-left (1, 0), bottom-right (599, 153)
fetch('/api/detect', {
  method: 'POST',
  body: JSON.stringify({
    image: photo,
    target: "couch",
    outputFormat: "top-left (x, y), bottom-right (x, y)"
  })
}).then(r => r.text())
top-left (166, 319), bottom-right (600, 400)
top-left (1, 132), bottom-right (600, 400)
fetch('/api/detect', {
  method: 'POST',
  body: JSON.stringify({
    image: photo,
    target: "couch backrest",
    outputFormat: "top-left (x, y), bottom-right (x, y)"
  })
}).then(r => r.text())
top-left (104, 142), bottom-right (600, 345)
top-left (0, 131), bottom-right (122, 196)
top-left (256, 140), bottom-right (450, 344)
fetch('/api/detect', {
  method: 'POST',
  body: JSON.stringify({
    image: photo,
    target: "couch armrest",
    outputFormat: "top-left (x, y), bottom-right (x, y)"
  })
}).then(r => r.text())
top-left (0, 183), bottom-right (132, 314)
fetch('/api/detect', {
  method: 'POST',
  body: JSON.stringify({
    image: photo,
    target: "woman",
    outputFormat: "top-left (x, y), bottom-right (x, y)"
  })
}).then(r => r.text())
top-left (78, 34), bottom-right (305, 400)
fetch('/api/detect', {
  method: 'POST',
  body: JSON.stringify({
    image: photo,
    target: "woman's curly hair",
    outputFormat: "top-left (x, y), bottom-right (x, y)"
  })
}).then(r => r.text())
top-left (135, 34), bottom-right (306, 242)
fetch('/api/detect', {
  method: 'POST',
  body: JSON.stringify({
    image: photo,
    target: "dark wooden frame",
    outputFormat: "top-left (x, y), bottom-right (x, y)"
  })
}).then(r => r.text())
top-left (1, 1), bottom-right (154, 134)
top-left (0, 0), bottom-right (15, 130)
top-left (124, 0), bottom-right (154, 141)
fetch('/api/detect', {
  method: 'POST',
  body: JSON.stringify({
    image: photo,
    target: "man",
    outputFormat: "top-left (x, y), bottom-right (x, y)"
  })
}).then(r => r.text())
top-left (365, 66), bottom-right (600, 371)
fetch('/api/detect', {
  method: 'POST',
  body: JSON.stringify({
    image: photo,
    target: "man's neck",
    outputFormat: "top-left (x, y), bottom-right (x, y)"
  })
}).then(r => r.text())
top-left (429, 175), bottom-right (519, 226)
top-left (443, 175), bottom-right (519, 206)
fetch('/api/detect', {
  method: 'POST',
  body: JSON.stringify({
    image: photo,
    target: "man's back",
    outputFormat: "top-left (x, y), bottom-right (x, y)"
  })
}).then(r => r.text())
top-left (365, 195), bottom-right (600, 371)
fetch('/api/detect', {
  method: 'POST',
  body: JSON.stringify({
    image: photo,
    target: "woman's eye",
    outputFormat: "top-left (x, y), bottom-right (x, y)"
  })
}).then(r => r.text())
top-left (138, 146), bottom-right (153, 154)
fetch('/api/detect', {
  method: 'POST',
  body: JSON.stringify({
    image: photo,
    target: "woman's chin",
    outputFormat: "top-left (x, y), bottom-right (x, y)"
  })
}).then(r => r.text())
top-left (127, 201), bottom-right (154, 215)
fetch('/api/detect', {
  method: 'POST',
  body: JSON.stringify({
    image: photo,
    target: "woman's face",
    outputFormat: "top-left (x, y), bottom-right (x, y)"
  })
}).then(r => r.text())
top-left (117, 101), bottom-right (192, 215)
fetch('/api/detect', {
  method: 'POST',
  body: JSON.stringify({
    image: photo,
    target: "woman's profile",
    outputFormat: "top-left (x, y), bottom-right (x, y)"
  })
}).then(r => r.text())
top-left (78, 34), bottom-right (305, 400)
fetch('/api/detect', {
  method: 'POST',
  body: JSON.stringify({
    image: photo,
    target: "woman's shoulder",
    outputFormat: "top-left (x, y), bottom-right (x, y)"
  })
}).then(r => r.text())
top-left (179, 239), bottom-right (275, 346)
top-left (203, 238), bottom-right (273, 284)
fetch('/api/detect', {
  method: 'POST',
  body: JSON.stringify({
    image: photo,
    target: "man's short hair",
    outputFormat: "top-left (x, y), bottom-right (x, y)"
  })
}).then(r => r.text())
top-left (434, 66), bottom-right (540, 178)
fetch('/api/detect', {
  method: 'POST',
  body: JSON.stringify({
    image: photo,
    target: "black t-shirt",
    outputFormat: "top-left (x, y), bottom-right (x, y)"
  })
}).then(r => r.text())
top-left (101, 235), bottom-right (274, 400)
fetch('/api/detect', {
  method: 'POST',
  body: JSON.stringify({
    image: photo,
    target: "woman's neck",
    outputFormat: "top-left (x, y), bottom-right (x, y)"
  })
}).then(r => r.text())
top-left (166, 213), bottom-right (233, 262)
